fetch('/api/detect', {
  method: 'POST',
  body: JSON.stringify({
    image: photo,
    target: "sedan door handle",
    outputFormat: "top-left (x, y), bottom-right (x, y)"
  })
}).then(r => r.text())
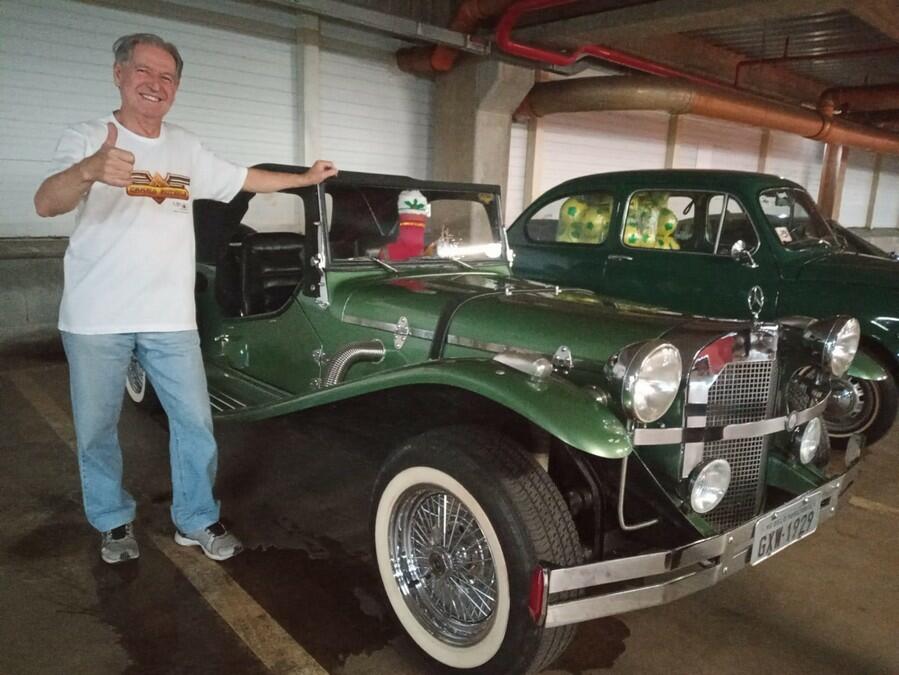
top-left (608, 254), bottom-right (633, 262)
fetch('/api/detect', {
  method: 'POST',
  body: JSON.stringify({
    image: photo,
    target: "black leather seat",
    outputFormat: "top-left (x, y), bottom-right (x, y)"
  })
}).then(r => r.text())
top-left (239, 232), bottom-right (304, 316)
top-left (214, 224), bottom-right (255, 317)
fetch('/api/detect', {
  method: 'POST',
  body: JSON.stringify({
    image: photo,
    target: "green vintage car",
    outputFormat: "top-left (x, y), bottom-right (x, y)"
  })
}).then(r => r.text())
top-left (508, 170), bottom-right (898, 447)
top-left (127, 167), bottom-right (863, 674)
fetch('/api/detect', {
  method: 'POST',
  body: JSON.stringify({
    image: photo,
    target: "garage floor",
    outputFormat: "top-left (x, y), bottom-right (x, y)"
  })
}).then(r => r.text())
top-left (2, 350), bottom-right (898, 675)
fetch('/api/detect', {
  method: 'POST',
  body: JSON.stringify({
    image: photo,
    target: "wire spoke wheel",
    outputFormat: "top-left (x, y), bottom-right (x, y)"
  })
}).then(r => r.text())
top-left (372, 426), bottom-right (583, 672)
top-left (125, 356), bottom-right (147, 403)
top-left (390, 487), bottom-right (497, 646)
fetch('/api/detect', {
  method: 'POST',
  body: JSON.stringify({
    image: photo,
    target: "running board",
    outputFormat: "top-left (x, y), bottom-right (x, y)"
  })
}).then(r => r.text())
top-left (205, 363), bottom-right (293, 417)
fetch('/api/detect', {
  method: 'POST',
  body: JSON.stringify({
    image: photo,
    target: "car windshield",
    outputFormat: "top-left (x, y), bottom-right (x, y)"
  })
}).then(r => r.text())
top-left (324, 183), bottom-right (504, 263)
top-left (758, 188), bottom-right (836, 249)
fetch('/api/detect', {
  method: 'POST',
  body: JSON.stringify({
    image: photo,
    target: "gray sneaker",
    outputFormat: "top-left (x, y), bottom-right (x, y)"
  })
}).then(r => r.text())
top-left (101, 523), bottom-right (139, 564)
top-left (174, 521), bottom-right (243, 561)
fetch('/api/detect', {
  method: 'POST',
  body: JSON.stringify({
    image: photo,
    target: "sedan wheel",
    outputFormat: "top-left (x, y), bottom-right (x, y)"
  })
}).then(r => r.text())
top-left (824, 365), bottom-right (897, 448)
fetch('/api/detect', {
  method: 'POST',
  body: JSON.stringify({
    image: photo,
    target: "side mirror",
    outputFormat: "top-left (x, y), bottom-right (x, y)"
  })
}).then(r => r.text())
top-left (730, 240), bottom-right (759, 268)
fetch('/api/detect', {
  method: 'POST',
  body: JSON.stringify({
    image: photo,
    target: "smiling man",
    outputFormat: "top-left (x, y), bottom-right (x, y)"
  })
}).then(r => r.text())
top-left (33, 34), bottom-right (337, 565)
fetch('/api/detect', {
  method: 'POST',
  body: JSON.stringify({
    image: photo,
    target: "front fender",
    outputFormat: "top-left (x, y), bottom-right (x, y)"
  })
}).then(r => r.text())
top-left (221, 358), bottom-right (633, 459)
top-left (848, 350), bottom-right (888, 381)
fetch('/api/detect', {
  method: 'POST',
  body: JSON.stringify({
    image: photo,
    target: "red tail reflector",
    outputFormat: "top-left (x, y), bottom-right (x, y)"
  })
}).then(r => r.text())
top-left (528, 566), bottom-right (547, 623)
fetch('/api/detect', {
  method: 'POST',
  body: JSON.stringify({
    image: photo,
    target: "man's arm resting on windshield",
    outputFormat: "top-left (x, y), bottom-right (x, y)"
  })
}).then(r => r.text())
top-left (244, 160), bottom-right (337, 193)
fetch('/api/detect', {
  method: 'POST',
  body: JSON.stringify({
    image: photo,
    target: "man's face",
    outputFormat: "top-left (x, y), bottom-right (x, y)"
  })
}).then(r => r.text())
top-left (114, 43), bottom-right (179, 122)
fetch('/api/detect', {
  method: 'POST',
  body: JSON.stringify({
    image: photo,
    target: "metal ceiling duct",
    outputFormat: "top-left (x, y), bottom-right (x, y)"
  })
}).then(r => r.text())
top-left (397, 0), bottom-right (515, 73)
top-left (518, 76), bottom-right (899, 156)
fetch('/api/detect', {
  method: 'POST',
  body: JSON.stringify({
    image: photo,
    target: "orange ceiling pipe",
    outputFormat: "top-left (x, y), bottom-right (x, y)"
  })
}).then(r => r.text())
top-left (818, 83), bottom-right (899, 116)
top-left (518, 76), bottom-right (899, 156)
top-left (397, 0), bottom-right (516, 74)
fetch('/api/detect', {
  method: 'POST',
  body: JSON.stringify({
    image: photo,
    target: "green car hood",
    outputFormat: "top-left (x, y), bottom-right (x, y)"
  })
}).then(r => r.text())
top-left (793, 252), bottom-right (899, 289)
top-left (336, 272), bottom-right (687, 366)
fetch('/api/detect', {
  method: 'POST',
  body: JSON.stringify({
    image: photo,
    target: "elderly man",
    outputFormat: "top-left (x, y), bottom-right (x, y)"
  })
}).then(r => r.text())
top-left (34, 33), bottom-right (337, 564)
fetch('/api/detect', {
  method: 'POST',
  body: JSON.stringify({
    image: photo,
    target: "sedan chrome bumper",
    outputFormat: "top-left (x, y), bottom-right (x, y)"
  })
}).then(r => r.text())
top-left (542, 464), bottom-right (859, 628)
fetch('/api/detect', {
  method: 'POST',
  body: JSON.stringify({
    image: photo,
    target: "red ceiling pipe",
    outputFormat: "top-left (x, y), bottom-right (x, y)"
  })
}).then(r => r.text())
top-left (735, 46), bottom-right (899, 87)
top-left (396, 0), bottom-right (516, 74)
top-left (495, 0), bottom-right (725, 88)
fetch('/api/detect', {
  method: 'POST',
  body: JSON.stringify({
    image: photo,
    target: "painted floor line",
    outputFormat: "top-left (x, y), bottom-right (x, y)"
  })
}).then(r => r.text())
top-left (10, 371), bottom-right (78, 451)
top-left (150, 533), bottom-right (328, 675)
top-left (11, 369), bottom-right (328, 675)
top-left (849, 496), bottom-right (899, 516)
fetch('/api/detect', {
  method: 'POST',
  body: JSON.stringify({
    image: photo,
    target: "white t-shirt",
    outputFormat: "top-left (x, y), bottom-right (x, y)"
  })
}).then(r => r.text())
top-left (51, 114), bottom-right (248, 334)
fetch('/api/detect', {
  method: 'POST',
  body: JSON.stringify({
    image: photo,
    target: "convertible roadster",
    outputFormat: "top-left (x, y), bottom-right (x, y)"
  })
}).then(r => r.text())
top-left (127, 167), bottom-right (864, 674)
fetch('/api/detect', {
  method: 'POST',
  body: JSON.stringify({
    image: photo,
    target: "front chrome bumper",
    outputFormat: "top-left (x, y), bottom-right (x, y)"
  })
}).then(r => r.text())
top-left (542, 464), bottom-right (859, 628)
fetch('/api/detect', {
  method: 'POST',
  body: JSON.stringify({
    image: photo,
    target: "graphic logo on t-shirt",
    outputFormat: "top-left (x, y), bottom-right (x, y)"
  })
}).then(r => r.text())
top-left (126, 171), bottom-right (190, 204)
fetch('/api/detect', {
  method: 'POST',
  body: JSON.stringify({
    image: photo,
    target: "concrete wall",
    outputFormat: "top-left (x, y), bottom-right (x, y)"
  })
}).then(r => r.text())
top-left (0, 239), bottom-right (65, 354)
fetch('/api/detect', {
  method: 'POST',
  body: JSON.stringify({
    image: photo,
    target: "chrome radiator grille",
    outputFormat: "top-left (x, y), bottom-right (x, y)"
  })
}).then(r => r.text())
top-left (701, 358), bottom-right (777, 532)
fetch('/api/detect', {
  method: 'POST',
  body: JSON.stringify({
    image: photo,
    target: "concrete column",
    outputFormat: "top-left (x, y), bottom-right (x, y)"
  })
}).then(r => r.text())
top-left (665, 114), bottom-right (680, 168)
top-left (757, 129), bottom-right (771, 173)
top-left (817, 142), bottom-right (844, 219)
top-left (832, 147), bottom-right (850, 222)
top-left (865, 155), bottom-right (883, 230)
top-left (295, 14), bottom-right (321, 165)
top-left (523, 116), bottom-right (544, 205)
top-left (432, 57), bottom-right (535, 195)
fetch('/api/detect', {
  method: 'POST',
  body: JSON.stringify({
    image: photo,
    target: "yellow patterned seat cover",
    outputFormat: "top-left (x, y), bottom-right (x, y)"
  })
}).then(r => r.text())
top-left (623, 193), bottom-right (680, 250)
top-left (557, 195), bottom-right (611, 244)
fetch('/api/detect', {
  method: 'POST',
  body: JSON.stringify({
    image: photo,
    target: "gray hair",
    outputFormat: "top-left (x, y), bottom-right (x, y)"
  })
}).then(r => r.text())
top-left (113, 33), bottom-right (183, 79)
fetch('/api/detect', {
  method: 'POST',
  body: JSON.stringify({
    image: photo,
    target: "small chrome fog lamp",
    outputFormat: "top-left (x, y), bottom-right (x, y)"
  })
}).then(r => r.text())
top-left (803, 317), bottom-right (860, 377)
top-left (794, 417), bottom-right (824, 465)
top-left (689, 459), bottom-right (731, 514)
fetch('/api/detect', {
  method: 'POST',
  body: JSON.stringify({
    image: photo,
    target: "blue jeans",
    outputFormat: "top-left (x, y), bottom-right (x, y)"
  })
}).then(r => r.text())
top-left (61, 330), bottom-right (220, 534)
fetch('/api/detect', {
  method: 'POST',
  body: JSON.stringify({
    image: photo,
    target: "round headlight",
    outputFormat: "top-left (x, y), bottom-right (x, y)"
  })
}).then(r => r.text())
top-left (825, 317), bottom-right (860, 377)
top-left (804, 317), bottom-right (860, 377)
top-left (690, 459), bottom-right (731, 514)
top-left (621, 342), bottom-right (682, 423)
top-left (796, 417), bottom-right (824, 464)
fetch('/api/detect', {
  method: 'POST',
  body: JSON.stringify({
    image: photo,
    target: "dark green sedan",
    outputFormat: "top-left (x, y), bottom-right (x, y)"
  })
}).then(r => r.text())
top-left (508, 170), bottom-right (898, 446)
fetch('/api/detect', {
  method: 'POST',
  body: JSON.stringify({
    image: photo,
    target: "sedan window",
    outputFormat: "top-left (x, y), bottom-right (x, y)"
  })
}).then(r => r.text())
top-left (706, 195), bottom-right (757, 255)
top-left (623, 191), bottom-right (756, 256)
top-left (523, 192), bottom-right (613, 246)
top-left (624, 191), bottom-right (703, 252)
top-left (759, 188), bottom-right (835, 248)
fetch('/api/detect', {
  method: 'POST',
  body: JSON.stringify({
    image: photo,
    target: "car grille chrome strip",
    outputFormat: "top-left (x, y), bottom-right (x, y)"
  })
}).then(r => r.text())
top-left (631, 396), bottom-right (827, 446)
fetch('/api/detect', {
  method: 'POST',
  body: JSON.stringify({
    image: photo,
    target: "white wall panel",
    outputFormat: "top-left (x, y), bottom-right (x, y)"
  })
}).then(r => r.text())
top-left (319, 24), bottom-right (434, 179)
top-left (674, 115), bottom-right (762, 172)
top-left (505, 122), bottom-right (528, 224)
top-left (871, 156), bottom-right (899, 229)
top-left (765, 132), bottom-right (825, 196)
top-left (539, 110), bottom-right (669, 193)
top-left (1, 0), bottom-right (297, 237)
top-left (838, 150), bottom-right (877, 227)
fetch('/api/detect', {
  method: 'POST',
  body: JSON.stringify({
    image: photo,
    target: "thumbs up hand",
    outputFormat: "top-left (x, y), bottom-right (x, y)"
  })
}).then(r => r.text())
top-left (81, 122), bottom-right (135, 187)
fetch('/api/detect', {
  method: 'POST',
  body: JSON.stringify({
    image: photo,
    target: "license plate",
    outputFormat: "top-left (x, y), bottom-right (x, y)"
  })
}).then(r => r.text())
top-left (750, 492), bottom-right (822, 565)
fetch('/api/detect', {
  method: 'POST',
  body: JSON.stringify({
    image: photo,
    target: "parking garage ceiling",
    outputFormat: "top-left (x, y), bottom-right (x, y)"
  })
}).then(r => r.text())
top-left (329, 0), bottom-right (899, 126)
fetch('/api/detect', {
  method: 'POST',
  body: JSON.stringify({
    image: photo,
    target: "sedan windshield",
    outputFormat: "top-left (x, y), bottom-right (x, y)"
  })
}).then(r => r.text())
top-left (758, 188), bottom-right (836, 249)
top-left (325, 184), bottom-right (504, 263)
